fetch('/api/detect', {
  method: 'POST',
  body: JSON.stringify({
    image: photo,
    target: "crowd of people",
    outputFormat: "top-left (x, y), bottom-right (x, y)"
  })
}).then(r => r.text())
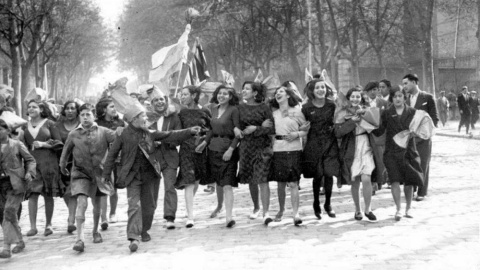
top-left (0, 73), bottom-right (444, 257)
top-left (439, 86), bottom-right (479, 131)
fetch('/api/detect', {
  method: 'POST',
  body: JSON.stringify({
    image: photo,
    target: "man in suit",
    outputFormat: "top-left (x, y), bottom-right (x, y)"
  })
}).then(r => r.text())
top-left (148, 94), bottom-right (182, 234)
top-left (447, 90), bottom-right (458, 120)
top-left (469, 90), bottom-right (479, 129)
top-left (403, 74), bottom-right (438, 202)
top-left (457, 86), bottom-right (471, 134)
top-left (436, 91), bottom-right (449, 127)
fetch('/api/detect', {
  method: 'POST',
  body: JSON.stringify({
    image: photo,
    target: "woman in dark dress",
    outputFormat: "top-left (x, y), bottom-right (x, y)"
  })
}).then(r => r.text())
top-left (176, 86), bottom-right (211, 228)
top-left (22, 100), bottom-right (64, 237)
top-left (95, 98), bottom-right (125, 228)
top-left (55, 100), bottom-right (81, 233)
top-left (196, 85), bottom-right (240, 228)
top-left (302, 79), bottom-right (340, 220)
top-left (373, 86), bottom-right (417, 221)
top-left (236, 81), bottom-right (275, 224)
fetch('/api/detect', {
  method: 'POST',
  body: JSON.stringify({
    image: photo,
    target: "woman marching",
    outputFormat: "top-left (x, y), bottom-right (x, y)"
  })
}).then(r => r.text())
top-left (22, 100), bottom-right (64, 236)
top-left (95, 98), bottom-right (126, 228)
top-left (236, 81), bottom-right (275, 224)
top-left (334, 88), bottom-right (383, 221)
top-left (196, 85), bottom-right (240, 227)
top-left (302, 79), bottom-right (340, 219)
top-left (176, 86), bottom-right (211, 228)
top-left (270, 86), bottom-right (307, 225)
top-left (0, 119), bottom-right (36, 258)
top-left (55, 101), bottom-right (81, 234)
top-left (372, 86), bottom-right (424, 220)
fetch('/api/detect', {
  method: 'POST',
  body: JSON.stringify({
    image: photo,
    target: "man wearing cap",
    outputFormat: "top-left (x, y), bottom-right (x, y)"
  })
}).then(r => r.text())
top-left (457, 86), bottom-right (471, 134)
top-left (102, 103), bottom-right (200, 252)
top-left (436, 91), bottom-right (449, 127)
top-left (469, 90), bottom-right (479, 129)
top-left (147, 94), bottom-right (181, 233)
top-left (403, 74), bottom-right (438, 202)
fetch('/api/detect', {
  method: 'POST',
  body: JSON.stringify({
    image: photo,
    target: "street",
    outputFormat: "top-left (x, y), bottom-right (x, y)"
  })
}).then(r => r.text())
top-left (1, 135), bottom-right (479, 270)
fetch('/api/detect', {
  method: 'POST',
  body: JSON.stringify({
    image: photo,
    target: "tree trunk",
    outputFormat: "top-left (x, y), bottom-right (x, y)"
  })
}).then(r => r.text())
top-left (421, 0), bottom-right (436, 95)
top-left (20, 66), bottom-right (32, 117)
top-left (10, 46), bottom-right (21, 114)
top-left (314, 0), bottom-right (328, 70)
top-left (376, 50), bottom-right (387, 78)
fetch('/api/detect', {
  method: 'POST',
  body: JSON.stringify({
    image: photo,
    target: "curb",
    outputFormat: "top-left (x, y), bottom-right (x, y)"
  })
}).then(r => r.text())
top-left (435, 132), bottom-right (480, 140)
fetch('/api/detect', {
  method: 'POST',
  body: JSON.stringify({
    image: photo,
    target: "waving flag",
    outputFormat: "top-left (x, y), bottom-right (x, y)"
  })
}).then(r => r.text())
top-left (149, 24), bottom-right (191, 83)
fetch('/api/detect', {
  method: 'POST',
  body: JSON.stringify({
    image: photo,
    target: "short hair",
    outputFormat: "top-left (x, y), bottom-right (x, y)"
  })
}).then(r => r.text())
top-left (346, 87), bottom-right (366, 105)
top-left (0, 119), bottom-right (9, 130)
top-left (79, 103), bottom-right (95, 113)
top-left (270, 86), bottom-right (300, 109)
top-left (363, 81), bottom-right (379, 92)
top-left (27, 100), bottom-right (53, 119)
top-left (305, 79), bottom-right (333, 101)
top-left (60, 100), bottom-right (80, 117)
top-left (379, 79), bottom-right (391, 89)
top-left (182, 85), bottom-right (202, 104)
top-left (95, 98), bottom-right (117, 121)
top-left (243, 81), bottom-right (266, 103)
top-left (210, 85), bottom-right (239, 106)
top-left (403, 73), bottom-right (419, 83)
top-left (388, 85), bottom-right (408, 103)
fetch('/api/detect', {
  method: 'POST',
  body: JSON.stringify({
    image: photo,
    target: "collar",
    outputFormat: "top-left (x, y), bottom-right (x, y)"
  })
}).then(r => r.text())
top-left (410, 91), bottom-right (419, 99)
top-left (76, 122), bottom-right (98, 130)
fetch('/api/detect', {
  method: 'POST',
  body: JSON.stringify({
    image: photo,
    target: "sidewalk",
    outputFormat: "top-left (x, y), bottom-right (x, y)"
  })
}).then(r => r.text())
top-left (0, 136), bottom-right (479, 270)
top-left (435, 120), bottom-right (480, 140)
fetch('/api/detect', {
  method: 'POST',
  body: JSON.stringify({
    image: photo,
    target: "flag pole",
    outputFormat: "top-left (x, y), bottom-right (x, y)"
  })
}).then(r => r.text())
top-left (174, 62), bottom-right (184, 98)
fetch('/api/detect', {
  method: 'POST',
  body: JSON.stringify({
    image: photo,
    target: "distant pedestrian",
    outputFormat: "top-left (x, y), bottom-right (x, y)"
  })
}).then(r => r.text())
top-left (469, 91), bottom-right (479, 129)
top-left (457, 86), bottom-right (471, 134)
top-left (436, 91), bottom-right (449, 127)
top-left (447, 90), bottom-right (457, 120)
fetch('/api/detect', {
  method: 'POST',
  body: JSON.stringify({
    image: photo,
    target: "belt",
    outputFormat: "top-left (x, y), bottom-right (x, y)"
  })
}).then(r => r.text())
top-left (355, 132), bottom-right (367, 136)
top-left (213, 134), bottom-right (234, 140)
top-left (275, 135), bottom-right (288, 140)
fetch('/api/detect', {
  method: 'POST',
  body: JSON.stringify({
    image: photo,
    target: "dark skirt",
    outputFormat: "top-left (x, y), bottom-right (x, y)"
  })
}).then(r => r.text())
top-left (176, 147), bottom-right (211, 189)
top-left (208, 149), bottom-right (238, 187)
top-left (269, 151), bottom-right (302, 182)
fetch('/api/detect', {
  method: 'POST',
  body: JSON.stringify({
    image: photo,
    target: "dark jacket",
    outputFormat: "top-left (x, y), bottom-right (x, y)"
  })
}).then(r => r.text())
top-left (0, 138), bottom-right (36, 194)
top-left (408, 91), bottom-right (439, 127)
top-left (334, 117), bottom-right (384, 185)
top-left (457, 93), bottom-right (471, 115)
top-left (149, 112), bottom-right (182, 169)
top-left (102, 125), bottom-right (192, 188)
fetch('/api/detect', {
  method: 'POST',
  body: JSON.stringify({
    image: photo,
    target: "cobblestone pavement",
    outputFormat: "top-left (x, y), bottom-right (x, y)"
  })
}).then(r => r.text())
top-left (1, 135), bottom-right (479, 270)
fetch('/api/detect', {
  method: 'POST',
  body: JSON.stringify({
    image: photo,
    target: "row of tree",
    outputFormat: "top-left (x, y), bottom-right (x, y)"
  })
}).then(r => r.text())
top-left (118, 0), bottom-right (479, 93)
top-left (0, 0), bottom-right (112, 114)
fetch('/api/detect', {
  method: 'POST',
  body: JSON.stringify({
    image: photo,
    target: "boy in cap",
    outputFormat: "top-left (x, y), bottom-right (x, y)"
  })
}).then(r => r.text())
top-left (60, 103), bottom-right (116, 252)
top-left (102, 103), bottom-right (200, 252)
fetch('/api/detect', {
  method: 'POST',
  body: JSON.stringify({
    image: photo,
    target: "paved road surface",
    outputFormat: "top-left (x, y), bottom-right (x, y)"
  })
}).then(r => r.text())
top-left (1, 135), bottom-right (479, 270)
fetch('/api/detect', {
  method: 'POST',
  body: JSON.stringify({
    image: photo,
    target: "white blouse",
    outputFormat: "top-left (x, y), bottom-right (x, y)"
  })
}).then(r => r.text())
top-left (272, 107), bottom-right (307, 152)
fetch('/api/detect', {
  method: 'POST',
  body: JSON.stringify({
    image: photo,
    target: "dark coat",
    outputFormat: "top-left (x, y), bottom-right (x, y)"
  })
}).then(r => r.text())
top-left (408, 91), bottom-right (439, 127)
top-left (102, 125), bottom-right (192, 188)
top-left (457, 93), bottom-right (471, 115)
top-left (301, 101), bottom-right (340, 179)
top-left (372, 105), bottom-right (423, 185)
top-left (0, 138), bottom-right (36, 194)
top-left (148, 112), bottom-right (182, 169)
top-left (334, 117), bottom-right (384, 185)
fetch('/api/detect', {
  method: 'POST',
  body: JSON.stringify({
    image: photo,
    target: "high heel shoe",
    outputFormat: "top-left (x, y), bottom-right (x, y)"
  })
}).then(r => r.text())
top-left (313, 204), bottom-right (321, 220)
top-left (324, 205), bottom-right (336, 218)
top-left (294, 217), bottom-right (303, 226)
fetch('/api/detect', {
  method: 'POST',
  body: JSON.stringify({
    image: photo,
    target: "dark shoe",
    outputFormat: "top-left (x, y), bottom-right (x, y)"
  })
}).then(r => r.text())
top-left (73, 240), bottom-right (85, 252)
top-left (185, 220), bottom-right (194, 228)
top-left (141, 232), bottom-right (151, 242)
top-left (365, 212), bottom-right (377, 221)
top-left (129, 240), bottom-right (139, 252)
top-left (67, 224), bottom-right (77, 234)
top-left (263, 216), bottom-right (273, 225)
top-left (324, 205), bottom-right (336, 218)
top-left (26, 228), bottom-right (38, 237)
top-left (100, 222), bottom-right (108, 231)
top-left (226, 220), bottom-right (236, 228)
top-left (12, 241), bottom-right (25, 254)
top-left (166, 220), bottom-right (175, 230)
top-left (313, 204), bottom-right (321, 220)
top-left (294, 217), bottom-right (303, 226)
top-left (93, 232), bottom-right (103, 243)
top-left (416, 196), bottom-right (425, 202)
top-left (354, 212), bottom-right (363, 221)
top-left (44, 227), bottom-right (53, 236)
top-left (0, 250), bottom-right (11, 259)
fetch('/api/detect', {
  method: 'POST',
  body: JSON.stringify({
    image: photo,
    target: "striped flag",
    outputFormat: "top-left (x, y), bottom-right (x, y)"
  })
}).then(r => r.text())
top-left (149, 24), bottom-right (191, 83)
top-left (193, 38), bottom-right (210, 82)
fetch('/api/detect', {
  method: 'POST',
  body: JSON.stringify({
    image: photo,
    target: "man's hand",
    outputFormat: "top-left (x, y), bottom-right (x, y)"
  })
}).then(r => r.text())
top-left (189, 126), bottom-right (201, 135)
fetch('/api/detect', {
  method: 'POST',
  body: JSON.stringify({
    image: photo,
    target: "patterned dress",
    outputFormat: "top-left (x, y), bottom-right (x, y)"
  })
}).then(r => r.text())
top-left (237, 103), bottom-right (274, 184)
top-left (176, 107), bottom-right (211, 188)
top-left (22, 119), bottom-right (64, 197)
